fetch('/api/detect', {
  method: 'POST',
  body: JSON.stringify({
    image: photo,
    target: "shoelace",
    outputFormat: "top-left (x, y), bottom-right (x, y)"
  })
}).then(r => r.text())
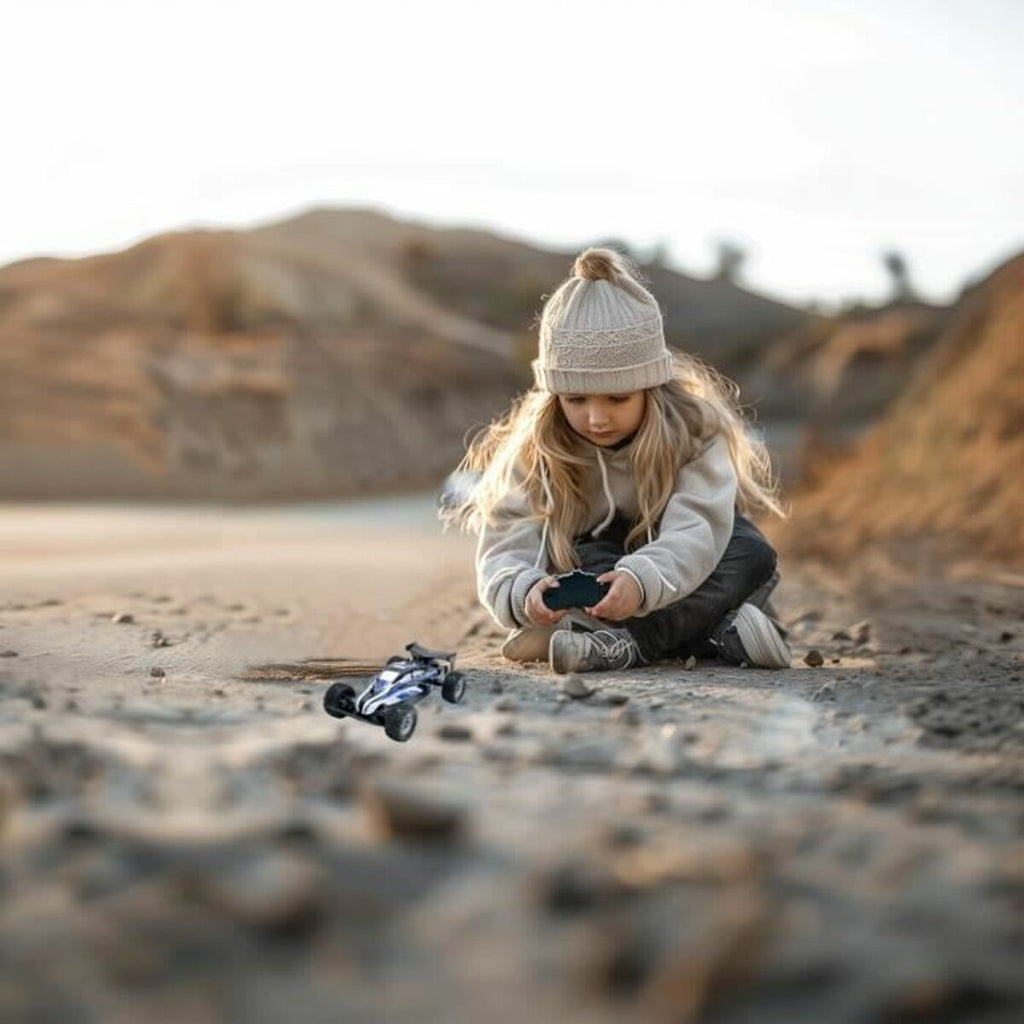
top-left (590, 630), bottom-right (634, 664)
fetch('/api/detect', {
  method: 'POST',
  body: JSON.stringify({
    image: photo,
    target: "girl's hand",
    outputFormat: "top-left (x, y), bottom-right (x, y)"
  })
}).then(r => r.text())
top-left (524, 577), bottom-right (569, 626)
top-left (588, 570), bottom-right (642, 621)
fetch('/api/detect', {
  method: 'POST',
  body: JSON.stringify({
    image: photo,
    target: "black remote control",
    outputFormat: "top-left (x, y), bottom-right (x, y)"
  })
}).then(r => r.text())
top-left (542, 570), bottom-right (611, 610)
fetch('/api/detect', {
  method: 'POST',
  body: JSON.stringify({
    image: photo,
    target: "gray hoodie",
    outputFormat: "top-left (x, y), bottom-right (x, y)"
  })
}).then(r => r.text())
top-left (476, 432), bottom-right (737, 628)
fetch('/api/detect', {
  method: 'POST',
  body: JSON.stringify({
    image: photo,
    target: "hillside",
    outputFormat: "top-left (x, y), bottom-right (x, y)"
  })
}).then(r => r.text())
top-left (773, 252), bottom-right (1024, 565)
top-left (0, 207), bottom-right (811, 500)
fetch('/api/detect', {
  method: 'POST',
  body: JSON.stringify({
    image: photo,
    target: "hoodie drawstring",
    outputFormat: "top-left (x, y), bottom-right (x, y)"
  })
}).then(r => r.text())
top-left (590, 447), bottom-right (617, 538)
top-left (535, 459), bottom-right (554, 568)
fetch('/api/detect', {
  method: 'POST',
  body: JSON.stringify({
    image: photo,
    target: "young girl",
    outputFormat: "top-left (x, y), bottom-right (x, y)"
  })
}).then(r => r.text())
top-left (444, 247), bottom-right (790, 674)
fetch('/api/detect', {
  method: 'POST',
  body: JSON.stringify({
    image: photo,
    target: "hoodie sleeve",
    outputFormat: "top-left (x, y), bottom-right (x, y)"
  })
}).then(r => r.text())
top-left (475, 486), bottom-right (549, 629)
top-left (614, 432), bottom-right (737, 615)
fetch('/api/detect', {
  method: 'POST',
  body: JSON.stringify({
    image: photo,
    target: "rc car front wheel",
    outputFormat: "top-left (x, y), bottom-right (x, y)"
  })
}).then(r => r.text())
top-left (441, 671), bottom-right (466, 704)
top-left (323, 682), bottom-right (357, 718)
top-left (383, 703), bottom-right (417, 742)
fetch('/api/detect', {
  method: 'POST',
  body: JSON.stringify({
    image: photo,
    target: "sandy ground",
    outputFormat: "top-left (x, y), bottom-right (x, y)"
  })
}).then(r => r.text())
top-left (1, 502), bottom-right (1022, 1024)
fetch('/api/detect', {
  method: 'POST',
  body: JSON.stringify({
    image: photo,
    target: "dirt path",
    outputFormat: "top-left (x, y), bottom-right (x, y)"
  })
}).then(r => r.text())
top-left (1, 507), bottom-right (1021, 1023)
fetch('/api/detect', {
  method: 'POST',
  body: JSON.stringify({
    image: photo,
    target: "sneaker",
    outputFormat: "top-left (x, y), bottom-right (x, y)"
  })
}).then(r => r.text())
top-left (501, 624), bottom-right (561, 662)
top-left (709, 603), bottom-right (791, 669)
top-left (549, 627), bottom-right (644, 674)
top-left (500, 610), bottom-right (605, 663)
top-left (743, 570), bottom-right (789, 639)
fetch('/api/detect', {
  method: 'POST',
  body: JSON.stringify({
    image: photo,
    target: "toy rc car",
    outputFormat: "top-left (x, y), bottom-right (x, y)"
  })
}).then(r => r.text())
top-left (322, 642), bottom-right (466, 742)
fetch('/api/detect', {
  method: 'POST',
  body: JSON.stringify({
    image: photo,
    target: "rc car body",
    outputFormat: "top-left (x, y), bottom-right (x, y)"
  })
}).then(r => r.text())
top-left (322, 642), bottom-right (466, 742)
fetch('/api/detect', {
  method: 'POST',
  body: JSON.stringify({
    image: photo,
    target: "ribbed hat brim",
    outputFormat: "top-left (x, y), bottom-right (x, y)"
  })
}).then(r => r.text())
top-left (532, 352), bottom-right (675, 394)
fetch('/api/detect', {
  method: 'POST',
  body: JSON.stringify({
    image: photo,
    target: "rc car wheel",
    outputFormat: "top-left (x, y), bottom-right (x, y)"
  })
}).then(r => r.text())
top-left (441, 671), bottom-right (466, 704)
top-left (383, 703), bottom-right (417, 742)
top-left (323, 682), bottom-right (357, 718)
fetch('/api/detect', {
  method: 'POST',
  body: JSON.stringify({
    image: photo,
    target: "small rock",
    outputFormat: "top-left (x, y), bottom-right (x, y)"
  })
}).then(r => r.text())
top-left (851, 620), bottom-right (872, 645)
top-left (804, 649), bottom-right (825, 668)
top-left (831, 629), bottom-right (853, 642)
top-left (535, 861), bottom-right (629, 914)
top-left (489, 679), bottom-right (505, 695)
top-left (151, 631), bottom-right (171, 648)
top-left (493, 696), bottom-right (518, 713)
top-left (361, 780), bottom-right (468, 843)
top-left (30, 694), bottom-right (47, 710)
top-left (999, 630), bottom-right (1015, 643)
top-left (438, 723), bottom-right (473, 742)
top-left (0, 650), bottom-right (18, 658)
top-left (149, 667), bottom-right (166, 679)
top-left (911, 789), bottom-right (949, 822)
top-left (65, 698), bottom-right (80, 712)
top-left (613, 706), bottom-right (642, 727)
top-left (643, 790), bottom-right (670, 814)
top-left (196, 852), bottom-right (324, 935)
top-left (604, 692), bottom-right (630, 706)
top-left (561, 674), bottom-right (595, 699)
top-left (604, 822), bottom-right (647, 848)
top-left (111, 613), bottom-right (134, 625)
top-left (683, 655), bottom-right (697, 671)
top-left (648, 701), bottom-right (664, 712)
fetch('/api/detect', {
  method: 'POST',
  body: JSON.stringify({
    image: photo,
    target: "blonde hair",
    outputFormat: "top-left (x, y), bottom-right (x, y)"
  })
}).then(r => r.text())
top-left (443, 249), bottom-right (786, 571)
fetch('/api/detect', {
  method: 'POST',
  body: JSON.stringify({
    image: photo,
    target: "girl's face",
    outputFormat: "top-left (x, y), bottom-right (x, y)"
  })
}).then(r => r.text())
top-left (557, 391), bottom-right (646, 447)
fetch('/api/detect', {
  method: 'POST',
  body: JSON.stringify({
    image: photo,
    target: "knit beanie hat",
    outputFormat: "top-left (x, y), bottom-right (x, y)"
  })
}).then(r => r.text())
top-left (532, 247), bottom-right (674, 394)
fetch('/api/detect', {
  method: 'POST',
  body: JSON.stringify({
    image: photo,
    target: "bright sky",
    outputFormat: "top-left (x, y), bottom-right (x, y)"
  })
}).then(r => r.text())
top-left (3, 0), bottom-right (1022, 308)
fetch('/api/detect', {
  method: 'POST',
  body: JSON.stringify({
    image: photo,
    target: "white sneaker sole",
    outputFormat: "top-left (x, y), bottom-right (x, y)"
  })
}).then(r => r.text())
top-left (732, 603), bottom-right (792, 669)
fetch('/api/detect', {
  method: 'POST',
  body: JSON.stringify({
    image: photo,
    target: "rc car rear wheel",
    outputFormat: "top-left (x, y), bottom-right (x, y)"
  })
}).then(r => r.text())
top-left (383, 703), bottom-right (417, 742)
top-left (441, 671), bottom-right (466, 704)
top-left (323, 682), bottom-right (357, 718)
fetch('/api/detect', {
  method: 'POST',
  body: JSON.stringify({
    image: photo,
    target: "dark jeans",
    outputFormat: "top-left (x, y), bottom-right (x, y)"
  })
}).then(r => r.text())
top-left (573, 513), bottom-right (778, 663)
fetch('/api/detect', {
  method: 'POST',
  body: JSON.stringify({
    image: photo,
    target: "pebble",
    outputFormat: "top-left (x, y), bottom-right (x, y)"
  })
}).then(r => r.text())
top-left (604, 691), bottom-right (630, 706)
top-left (804, 649), bottom-right (825, 668)
top-left (438, 723), bottom-right (473, 742)
top-left (0, 650), bottom-right (18, 658)
top-left (604, 822), bottom-right (647, 848)
top-left (149, 667), bottom-right (166, 679)
top-left (196, 852), bottom-right (324, 935)
top-left (111, 612), bottom-right (134, 625)
top-left (493, 696), bottom-right (518, 713)
top-left (561, 674), bottom-right (595, 699)
top-left (535, 860), bottom-right (630, 914)
top-left (643, 790), bottom-right (670, 814)
top-left (683, 655), bottom-right (698, 671)
top-left (361, 780), bottom-right (468, 843)
top-left (151, 631), bottom-right (171, 648)
top-left (851, 620), bottom-right (872, 645)
top-left (613, 706), bottom-right (642, 727)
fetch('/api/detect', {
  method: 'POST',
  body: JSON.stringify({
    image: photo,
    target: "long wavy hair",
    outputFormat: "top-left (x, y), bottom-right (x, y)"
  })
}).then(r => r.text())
top-left (441, 249), bottom-right (786, 572)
